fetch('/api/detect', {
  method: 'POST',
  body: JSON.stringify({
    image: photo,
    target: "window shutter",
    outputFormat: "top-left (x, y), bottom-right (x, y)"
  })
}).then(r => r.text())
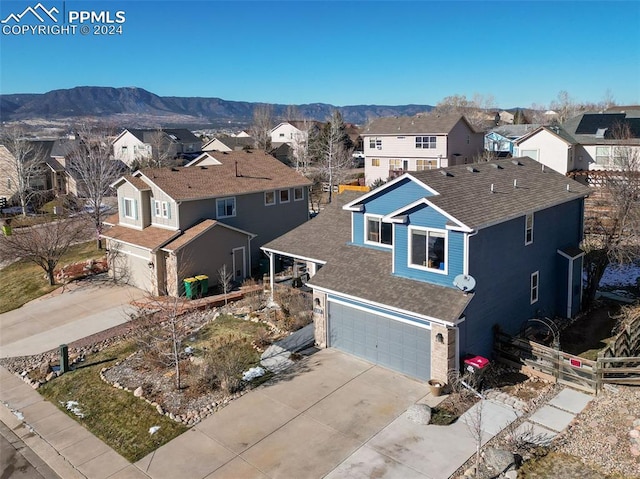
top-left (167, 203), bottom-right (172, 219)
top-left (120, 196), bottom-right (124, 218)
top-left (134, 199), bottom-right (138, 220)
top-left (151, 199), bottom-right (156, 217)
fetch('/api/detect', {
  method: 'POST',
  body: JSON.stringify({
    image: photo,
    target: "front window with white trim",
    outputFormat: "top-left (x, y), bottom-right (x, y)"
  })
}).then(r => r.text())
top-left (365, 215), bottom-right (392, 246)
top-left (123, 198), bottom-right (135, 219)
top-left (154, 200), bottom-right (161, 217)
top-left (525, 212), bottom-right (534, 245)
top-left (531, 271), bottom-right (539, 304)
top-left (409, 227), bottom-right (447, 272)
top-left (294, 187), bottom-right (304, 201)
top-left (279, 189), bottom-right (290, 203)
top-left (216, 197), bottom-right (236, 218)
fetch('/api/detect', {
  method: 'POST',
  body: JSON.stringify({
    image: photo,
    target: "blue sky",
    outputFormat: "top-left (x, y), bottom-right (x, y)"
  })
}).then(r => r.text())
top-left (1, 1), bottom-right (639, 108)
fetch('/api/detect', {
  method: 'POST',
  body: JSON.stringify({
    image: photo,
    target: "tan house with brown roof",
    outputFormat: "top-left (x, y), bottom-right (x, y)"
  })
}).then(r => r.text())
top-left (102, 150), bottom-right (312, 296)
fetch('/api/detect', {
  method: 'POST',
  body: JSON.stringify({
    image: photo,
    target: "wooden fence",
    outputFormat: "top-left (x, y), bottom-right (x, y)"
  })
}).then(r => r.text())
top-left (600, 309), bottom-right (640, 359)
top-left (494, 331), bottom-right (640, 394)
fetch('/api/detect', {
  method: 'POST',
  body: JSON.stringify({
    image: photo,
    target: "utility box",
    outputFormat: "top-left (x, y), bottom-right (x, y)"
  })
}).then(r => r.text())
top-left (194, 275), bottom-right (209, 297)
top-left (183, 277), bottom-right (197, 299)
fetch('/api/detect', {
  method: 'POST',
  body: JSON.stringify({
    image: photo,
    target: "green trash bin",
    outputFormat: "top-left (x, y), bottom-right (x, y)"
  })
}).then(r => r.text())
top-left (183, 277), bottom-right (197, 299)
top-left (195, 275), bottom-right (209, 297)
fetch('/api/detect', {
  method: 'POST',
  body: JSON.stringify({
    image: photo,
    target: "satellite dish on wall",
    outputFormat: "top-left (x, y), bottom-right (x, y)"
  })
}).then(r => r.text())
top-left (453, 274), bottom-right (476, 293)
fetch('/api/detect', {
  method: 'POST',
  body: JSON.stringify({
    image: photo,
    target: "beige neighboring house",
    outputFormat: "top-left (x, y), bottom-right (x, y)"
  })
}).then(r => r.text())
top-left (514, 111), bottom-right (640, 174)
top-left (362, 113), bottom-right (484, 185)
top-left (112, 128), bottom-right (202, 167)
top-left (0, 136), bottom-right (126, 207)
top-left (202, 135), bottom-right (254, 152)
top-left (102, 150), bottom-right (312, 296)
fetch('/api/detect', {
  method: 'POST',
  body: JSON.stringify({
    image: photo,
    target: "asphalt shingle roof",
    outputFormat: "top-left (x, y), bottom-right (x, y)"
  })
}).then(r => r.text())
top-left (407, 157), bottom-right (590, 230)
top-left (363, 113), bottom-right (473, 136)
top-left (101, 224), bottom-right (179, 251)
top-left (263, 192), bottom-right (472, 323)
top-left (137, 150), bottom-right (312, 201)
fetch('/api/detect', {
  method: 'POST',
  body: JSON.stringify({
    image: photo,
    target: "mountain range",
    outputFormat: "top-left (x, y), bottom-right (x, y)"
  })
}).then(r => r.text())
top-left (0, 86), bottom-right (434, 128)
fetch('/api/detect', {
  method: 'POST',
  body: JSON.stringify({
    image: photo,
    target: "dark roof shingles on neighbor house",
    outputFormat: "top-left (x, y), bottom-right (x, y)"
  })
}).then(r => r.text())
top-left (363, 113), bottom-right (471, 136)
top-left (263, 192), bottom-right (472, 323)
top-left (409, 157), bottom-right (590, 230)
top-left (138, 150), bottom-right (312, 201)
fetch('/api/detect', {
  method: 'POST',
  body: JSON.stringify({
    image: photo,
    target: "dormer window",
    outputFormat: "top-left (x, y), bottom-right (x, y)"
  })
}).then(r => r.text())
top-left (365, 214), bottom-right (392, 247)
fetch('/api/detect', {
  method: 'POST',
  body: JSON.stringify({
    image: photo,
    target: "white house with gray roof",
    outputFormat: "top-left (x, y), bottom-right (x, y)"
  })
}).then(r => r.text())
top-left (514, 111), bottom-right (640, 174)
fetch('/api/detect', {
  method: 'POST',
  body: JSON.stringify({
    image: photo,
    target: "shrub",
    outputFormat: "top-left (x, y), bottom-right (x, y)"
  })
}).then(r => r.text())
top-left (274, 287), bottom-right (312, 332)
top-left (201, 334), bottom-right (258, 394)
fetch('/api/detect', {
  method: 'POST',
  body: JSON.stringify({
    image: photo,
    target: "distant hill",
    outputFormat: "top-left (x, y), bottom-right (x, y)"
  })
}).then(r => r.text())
top-left (0, 86), bottom-right (434, 128)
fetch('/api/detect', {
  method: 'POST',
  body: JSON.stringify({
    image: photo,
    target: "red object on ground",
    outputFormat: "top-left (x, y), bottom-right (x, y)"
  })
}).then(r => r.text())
top-left (464, 355), bottom-right (490, 370)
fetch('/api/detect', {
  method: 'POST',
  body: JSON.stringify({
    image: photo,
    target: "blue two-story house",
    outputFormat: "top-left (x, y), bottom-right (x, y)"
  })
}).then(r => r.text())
top-left (262, 157), bottom-right (590, 383)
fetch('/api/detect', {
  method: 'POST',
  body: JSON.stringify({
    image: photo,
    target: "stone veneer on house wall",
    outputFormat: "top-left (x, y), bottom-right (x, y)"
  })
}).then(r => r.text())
top-left (430, 323), bottom-right (457, 383)
top-left (312, 291), bottom-right (327, 348)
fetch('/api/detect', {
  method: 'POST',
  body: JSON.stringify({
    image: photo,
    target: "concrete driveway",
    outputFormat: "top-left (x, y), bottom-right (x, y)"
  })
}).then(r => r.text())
top-left (0, 279), bottom-right (145, 358)
top-left (136, 349), bottom-right (432, 479)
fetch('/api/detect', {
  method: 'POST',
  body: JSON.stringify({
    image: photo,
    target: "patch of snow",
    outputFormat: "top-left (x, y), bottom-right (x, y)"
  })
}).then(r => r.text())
top-left (149, 426), bottom-right (161, 435)
top-left (13, 411), bottom-right (24, 421)
top-left (184, 346), bottom-right (193, 354)
top-left (242, 366), bottom-right (265, 382)
top-left (599, 262), bottom-right (640, 288)
top-left (61, 400), bottom-right (85, 418)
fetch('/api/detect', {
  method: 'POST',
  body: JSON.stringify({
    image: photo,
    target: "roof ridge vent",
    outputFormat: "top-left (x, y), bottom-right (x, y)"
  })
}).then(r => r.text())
top-left (511, 159), bottom-right (522, 166)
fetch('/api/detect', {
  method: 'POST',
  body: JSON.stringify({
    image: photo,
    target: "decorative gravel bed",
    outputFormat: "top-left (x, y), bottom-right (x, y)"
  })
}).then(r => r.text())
top-left (554, 385), bottom-right (640, 478)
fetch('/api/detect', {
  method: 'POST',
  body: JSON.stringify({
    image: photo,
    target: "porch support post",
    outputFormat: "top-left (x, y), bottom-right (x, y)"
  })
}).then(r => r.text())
top-left (268, 251), bottom-right (275, 304)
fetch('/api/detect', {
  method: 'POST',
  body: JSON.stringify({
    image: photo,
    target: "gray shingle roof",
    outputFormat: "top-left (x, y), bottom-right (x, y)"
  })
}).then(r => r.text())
top-left (405, 157), bottom-right (590, 230)
top-left (363, 113), bottom-right (474, 136)
top-left (263, 192), bottom-right (472, 323)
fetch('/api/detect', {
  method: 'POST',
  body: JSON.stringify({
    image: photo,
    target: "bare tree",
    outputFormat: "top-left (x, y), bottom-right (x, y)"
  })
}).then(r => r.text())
top-left (0, 218), bottom-right (87, 285)
top-left (465, 400), bottom-right (485, 478)
top-left (68, 125), bottom-right (124, 249)
top-left (432, 93), bottom-right (495, 130)
top-left (473, 150), bottom-right (498, 163)
top-left (291, 119), bottom-right (312, 173)
top-left (283, 105), bottom-right (299, 122)
top-left (251, 104), bottom-right (273, 151)
top-left (550, 90), bottom-right (578, 124)
top-left (0, 127), bottom-right (49, 216)
top-left (148, 128), bottom-right (177, 168)
top-left (582, 122), bottom-right (640, 306)
top-left (312, 110), bottom-right (353, 203)
top-left (218, 264), bottom-right (233, 306)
